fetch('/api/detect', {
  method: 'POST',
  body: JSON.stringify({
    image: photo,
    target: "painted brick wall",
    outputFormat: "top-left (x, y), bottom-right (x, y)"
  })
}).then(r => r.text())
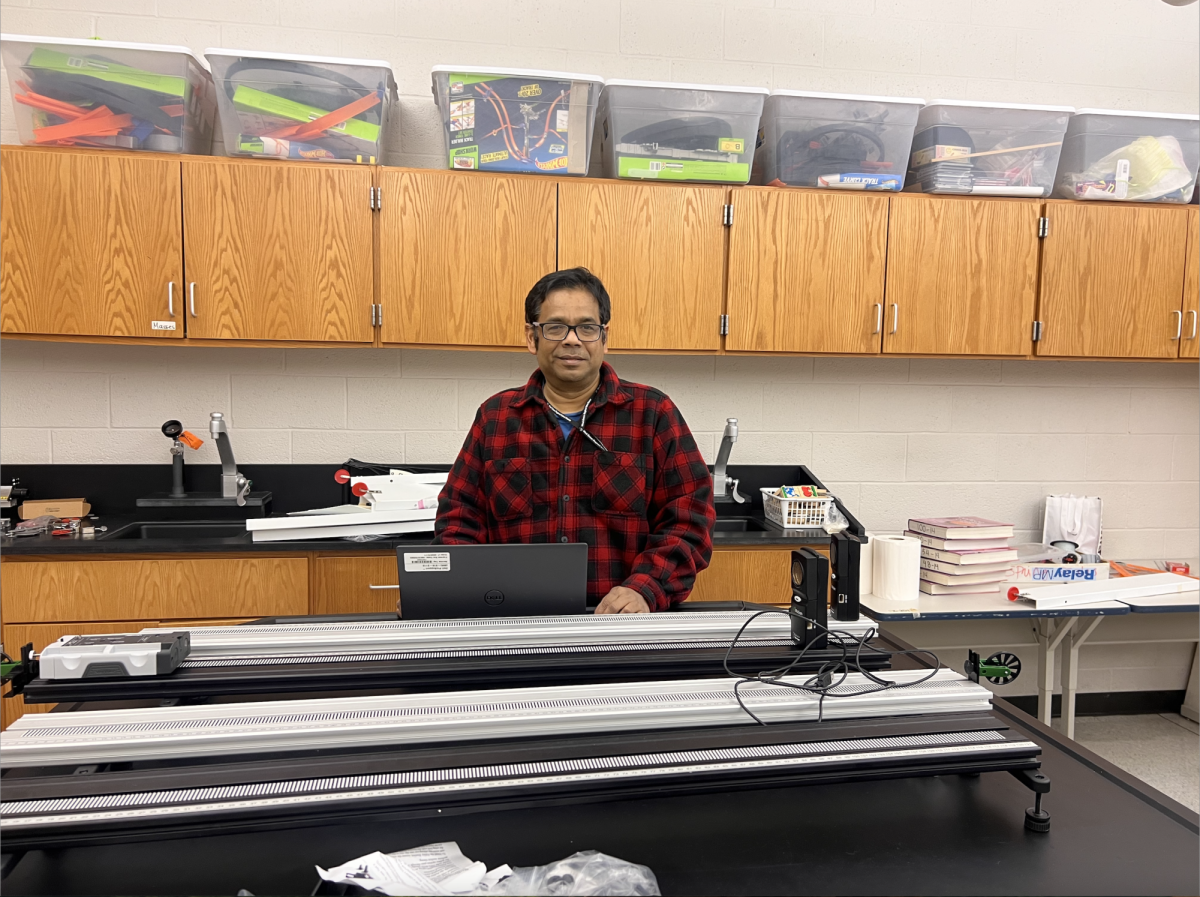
top-left (2, 341), bottom-right (1197, 559)
top-left (0, 0), bottom-right (1197, 558)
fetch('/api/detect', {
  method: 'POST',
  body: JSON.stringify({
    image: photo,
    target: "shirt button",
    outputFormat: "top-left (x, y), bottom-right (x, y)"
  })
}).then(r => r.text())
top-left (562, 494), bottom-right (570, 502)
top-left (564, 456), bottom-right (570, 464)
top-left (560, 536), bottom-right (569, 543)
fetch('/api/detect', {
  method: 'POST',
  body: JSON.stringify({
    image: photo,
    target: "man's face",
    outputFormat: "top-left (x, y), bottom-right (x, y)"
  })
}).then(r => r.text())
top-left (525, 287), bottom-right (608, 387)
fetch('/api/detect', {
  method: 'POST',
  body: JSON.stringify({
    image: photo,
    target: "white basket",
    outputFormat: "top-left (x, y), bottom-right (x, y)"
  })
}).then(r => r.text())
top-left (761, 487), bottom-right (833, 529)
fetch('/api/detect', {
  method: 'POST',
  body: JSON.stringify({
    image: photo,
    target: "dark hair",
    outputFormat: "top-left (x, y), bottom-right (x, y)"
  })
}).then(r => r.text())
top-left (524, 267), bottom-right (611, 326)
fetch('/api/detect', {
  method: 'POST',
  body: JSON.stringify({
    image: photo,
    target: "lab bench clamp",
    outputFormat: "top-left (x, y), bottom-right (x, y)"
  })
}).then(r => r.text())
top-left (1, 643), bottom-right (37, 698)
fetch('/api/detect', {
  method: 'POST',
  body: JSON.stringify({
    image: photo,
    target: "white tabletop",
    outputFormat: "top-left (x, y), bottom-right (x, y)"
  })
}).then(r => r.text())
top-left (1117, 592), bottom-right (1200, 612)
top-left (859, 592), bottom-right (1130, 621)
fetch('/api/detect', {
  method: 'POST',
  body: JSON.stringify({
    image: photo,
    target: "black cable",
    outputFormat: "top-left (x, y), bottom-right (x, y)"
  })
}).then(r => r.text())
top-left (722, 606), bottom-right (941, 726)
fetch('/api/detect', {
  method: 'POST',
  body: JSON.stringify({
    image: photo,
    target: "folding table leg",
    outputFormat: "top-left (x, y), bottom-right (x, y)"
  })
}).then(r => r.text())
top-left (1035, 617), bottom-right (1076, 726)
top-left (1061, 616), bottom-right (1105, 740)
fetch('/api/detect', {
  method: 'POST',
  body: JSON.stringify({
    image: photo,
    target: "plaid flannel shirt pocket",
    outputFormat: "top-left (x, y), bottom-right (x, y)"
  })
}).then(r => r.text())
top-left (485, 457), bottom-right (534, 520)
top-left (591, 452), bottom-right (647, 516)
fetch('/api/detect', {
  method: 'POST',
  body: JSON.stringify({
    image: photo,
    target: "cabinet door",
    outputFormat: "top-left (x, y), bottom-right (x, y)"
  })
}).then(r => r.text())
top-left (688, 549), bottom-right (793, 604)
top-left (1, 147), bottom-right (183, 338)
top-left (726, 188), bottom-right (888, 354)
top-left (1037, 202), bottom-right (1189, 359)
top-left (558, 181), bottom-right (726, 352)
top-left (1182, 208), bottom-right (1199, 359)
top-left (1, 620), bottom-right (160, 730)
top-left (0, 557), bottom-right (307, 622)
top-left (182, 159), bottom-right (374, 342)
top-left (378, 169), bottom-right (556, 348)
top-left (312, 556), bottom-right (400, 616)
top-left (884, 194), bottom-right (1040, 355)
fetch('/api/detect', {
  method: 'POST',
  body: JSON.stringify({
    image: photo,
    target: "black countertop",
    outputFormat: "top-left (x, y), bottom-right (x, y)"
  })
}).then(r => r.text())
top-left (0, 463), bottom-right (840, 556)
top-left (1, 514), bottom-right (831, 555)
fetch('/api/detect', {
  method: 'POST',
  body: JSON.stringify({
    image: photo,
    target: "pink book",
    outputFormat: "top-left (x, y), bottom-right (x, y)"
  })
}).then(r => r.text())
top-left (908, 516), bottom-right (1014, 540)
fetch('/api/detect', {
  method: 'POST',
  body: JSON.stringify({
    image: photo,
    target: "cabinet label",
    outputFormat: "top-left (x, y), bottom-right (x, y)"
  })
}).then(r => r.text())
top-left (151, 321), bottom-right (177, 331)
top-left (403, 551), bottom-right (450, 573)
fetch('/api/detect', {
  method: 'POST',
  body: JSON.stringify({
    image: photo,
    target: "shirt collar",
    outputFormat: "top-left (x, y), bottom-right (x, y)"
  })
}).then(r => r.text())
top-left (515, 362), bottom-right (630, 410)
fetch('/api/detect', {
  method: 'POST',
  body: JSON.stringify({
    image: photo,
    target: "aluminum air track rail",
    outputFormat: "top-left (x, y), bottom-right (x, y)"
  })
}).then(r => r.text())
top-left (139, 611), bottom-right (879, 660)
top-left (2, 669), bottom-right (988, 768)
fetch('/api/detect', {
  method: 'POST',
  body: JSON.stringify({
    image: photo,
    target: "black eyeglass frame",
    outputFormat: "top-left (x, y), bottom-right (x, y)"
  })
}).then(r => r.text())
top-left (529, 322), bottom-right (608, 342)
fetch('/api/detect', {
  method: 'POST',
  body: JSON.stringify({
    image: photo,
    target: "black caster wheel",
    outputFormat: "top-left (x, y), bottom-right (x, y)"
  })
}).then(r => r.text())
top-left (1025, 807), bottom-right (1051, 832)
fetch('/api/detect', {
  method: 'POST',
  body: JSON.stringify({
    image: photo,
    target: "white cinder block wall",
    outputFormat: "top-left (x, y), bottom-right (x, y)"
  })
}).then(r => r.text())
top-left (0, 0), bottom-right (1198, 696)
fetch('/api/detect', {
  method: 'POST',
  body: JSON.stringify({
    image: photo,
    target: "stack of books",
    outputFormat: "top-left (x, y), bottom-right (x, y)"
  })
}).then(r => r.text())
top-left (907, 517), bottom-right (1017, 596)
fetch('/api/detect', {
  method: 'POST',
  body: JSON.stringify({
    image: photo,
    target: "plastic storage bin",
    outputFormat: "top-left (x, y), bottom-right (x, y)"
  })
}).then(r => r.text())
top-left (906, 100), bottom-right (1073, 197)
top-left (755, 90), bottom-right (923, 190)
top-left (431, 66), bottom-right (602, 175)
top-left (0, 34), bottom-right (216, 154)
top-left (205, 49), bottom-right (396, 164)
top-left (1054, 109), bottom-right (1200, 203)
top-left (598, 80), bottom-right (767, 183)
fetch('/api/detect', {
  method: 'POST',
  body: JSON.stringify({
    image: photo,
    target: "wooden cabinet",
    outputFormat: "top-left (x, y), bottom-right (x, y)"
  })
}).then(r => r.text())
top-left (311, 555), bottom-right (400, 616)
top-left (883, 194), bottom-right (1041, 356)
top-left (726, 188), bottom-right (888, 354)
top-left (558, 180), bottom-right (727, 352)
top-left (378, 169), bottom-right (556, 348)
top-left (1181, 208), bottom-right (1199, 360)
top-left (0, 557), bottom-right (308, 623)
top-left (1037, 201), bottom-right (1191, 359)
top-left (182, 159), bottom-right (374, 342)
top-left (1, 146), bottom-right (184, 339)
top-left (689, 548), bottom-right (793, 604)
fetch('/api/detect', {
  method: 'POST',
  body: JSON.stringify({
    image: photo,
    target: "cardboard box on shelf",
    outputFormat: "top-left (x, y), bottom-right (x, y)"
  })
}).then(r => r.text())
top-left (19, 498), bottom-right (91, 519)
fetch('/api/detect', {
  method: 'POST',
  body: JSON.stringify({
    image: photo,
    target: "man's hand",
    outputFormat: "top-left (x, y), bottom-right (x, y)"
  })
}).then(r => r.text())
top-left (595, 586), bottom-right (651, 614)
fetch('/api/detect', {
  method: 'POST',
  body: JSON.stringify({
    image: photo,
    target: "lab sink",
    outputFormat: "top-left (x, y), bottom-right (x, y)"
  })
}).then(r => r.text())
top-left (103, 521), bottom-right (251, 541)
top-left (712, 517), bottom-right (773, 533)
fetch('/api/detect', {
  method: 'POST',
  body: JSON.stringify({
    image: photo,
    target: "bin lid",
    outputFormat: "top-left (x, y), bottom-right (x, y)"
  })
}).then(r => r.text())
top-left (3, 33), bottom-right (210, 70)
top-left (603, 78), bottom-right (768, 95)
top-left (771, 88), bottom-right (923, 105)
top-left (925, 98), bottom-right (1074, 113)
top-left (1075, 107), bottom-right (1199, 121)
top-left (206, 47), bottom-right (395, 79)
top-left (431, 65), bottom-right (603, 89)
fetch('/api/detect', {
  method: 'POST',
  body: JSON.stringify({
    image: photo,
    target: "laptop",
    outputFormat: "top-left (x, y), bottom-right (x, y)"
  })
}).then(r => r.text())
top-left (396, 543), bottom-right (589, 619)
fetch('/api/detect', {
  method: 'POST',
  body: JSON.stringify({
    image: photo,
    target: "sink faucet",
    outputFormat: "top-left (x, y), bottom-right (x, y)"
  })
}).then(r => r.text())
top-left (712, 418), bottom-right (746, 504)
top-left (209, 412), bottom-right (250, 507)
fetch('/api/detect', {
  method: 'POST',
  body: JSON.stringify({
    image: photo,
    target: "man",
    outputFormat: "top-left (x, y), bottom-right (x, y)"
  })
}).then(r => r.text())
top-left (434, 267), bottom-right (715, 614)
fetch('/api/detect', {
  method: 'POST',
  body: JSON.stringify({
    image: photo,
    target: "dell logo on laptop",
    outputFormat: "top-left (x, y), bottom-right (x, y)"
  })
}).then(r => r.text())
top-left (484, 590), bottom-right (505, 606)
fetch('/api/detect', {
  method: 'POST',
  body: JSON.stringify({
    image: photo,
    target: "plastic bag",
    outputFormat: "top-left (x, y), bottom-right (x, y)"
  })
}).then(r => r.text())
top-left (1064, 135), bottom-right (1192, 201)
top-left (489, 851), bottom-right (660, 896)
top-left (822, 502), bottom-right (849, 534)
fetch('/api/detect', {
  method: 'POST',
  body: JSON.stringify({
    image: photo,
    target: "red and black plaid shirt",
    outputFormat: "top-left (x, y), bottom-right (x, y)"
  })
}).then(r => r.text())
top-left (434, 362), bottom-right (715, 609)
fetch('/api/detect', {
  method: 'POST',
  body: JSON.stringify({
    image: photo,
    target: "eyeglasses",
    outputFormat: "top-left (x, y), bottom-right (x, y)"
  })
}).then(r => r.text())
top-left (531, 322), bottom-right (606, 342)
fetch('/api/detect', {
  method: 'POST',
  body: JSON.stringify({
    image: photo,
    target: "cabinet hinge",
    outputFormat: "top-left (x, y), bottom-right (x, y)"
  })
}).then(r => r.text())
top-left (1037, 216), bottom-right (1049, 238)
top-left (719, 314), bottom-right (730, 336)
top-left (722, 204), bottom-right (733, 227)
top-left (1032, 320), bottom-right (1043, 342)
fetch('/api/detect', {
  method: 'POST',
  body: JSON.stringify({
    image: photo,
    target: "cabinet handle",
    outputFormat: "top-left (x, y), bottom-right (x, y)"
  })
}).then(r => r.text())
top-left (1172, 310), bottom-right (1182, 340)
top-left (890, 303), bottom-right (898, 335)
top-left (168, 282), bottom-right (175, 317)
top-left (1189, 310), bottom-right (1198, 340)
top-left (873, 303), bottom-right (882, 334)
top-left (368, 584), bottom-right (399, 590)
top-left (188, 282), bottom-right (197, 318)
